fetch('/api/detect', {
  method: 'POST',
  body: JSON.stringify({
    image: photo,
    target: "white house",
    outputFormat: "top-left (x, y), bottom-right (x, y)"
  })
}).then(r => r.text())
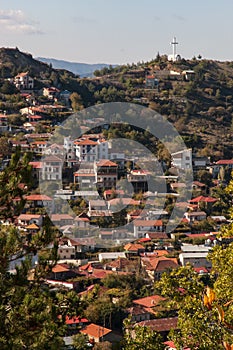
top-left (14, 72), bottom-right (34, 90)
top-left (133, 219), bottom-right (164, 238)
top-left (98, 252), bottom-right (126, 262)
top-left (41, 155), bottom-right (63, 181)
top-left (171, 149), bottom-right (192, 170)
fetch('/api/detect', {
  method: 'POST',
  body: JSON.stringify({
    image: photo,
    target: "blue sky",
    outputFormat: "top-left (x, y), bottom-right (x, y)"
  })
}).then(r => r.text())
top-left (0, 0), bottom-right (233, 64)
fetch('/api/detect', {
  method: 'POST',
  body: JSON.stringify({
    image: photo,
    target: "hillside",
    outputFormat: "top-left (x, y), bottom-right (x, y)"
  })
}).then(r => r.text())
top-left (0, 48), bottom-right (233, 159)
top-left (37, 57), bottom-right (114, 77)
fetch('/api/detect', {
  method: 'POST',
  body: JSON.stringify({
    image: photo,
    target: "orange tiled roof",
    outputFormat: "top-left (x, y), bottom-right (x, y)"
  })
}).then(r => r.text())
top-left (52, 264), bottom-right (70, 273)
top-left (96, 159), bottom-right (118, 167)
top-left (124, 243), bottom-right (145, 251)
top-left (133, 295), bottom-right (166, 308)
top-left (80, 323), bottom-right (112, 338)
top-left (26, 194), bottom-right (52, 201)
top-left (134, 219), bottom-right (163, 227)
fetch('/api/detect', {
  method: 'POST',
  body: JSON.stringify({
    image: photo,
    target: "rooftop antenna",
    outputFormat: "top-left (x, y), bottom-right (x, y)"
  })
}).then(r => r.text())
top-left (171, 37), bottom-right (178, 60)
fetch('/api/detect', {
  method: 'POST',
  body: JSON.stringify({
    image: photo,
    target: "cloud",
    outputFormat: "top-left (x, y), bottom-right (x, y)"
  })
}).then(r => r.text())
top-left (0, 9), bottom-right (44, 35)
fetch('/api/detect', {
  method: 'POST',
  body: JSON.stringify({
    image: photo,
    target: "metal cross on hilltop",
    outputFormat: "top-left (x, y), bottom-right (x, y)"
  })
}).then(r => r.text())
top-left (171, 37), bottom-right (178, 58)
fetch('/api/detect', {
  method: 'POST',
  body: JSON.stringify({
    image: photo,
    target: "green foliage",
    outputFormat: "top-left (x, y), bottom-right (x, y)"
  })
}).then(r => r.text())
top-left (0, 147), bottom-right (32, 220)
top-left (72, 333), bottom-right (90, 350)
top-left (122, 317), bottom-right (163, 350)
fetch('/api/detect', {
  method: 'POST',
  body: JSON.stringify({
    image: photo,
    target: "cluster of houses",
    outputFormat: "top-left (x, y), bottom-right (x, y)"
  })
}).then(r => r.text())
top-left (1, 71), bottom-right (233, 349)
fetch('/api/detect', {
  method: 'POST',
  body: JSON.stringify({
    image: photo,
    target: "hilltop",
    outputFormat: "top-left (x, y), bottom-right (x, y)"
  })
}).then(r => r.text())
top-left (0, 48), bottom-right (233, 159)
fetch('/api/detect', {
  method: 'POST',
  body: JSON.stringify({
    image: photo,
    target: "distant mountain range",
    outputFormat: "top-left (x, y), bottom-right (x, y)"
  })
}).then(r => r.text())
top-left (37, 57), bottom-right (115, 77)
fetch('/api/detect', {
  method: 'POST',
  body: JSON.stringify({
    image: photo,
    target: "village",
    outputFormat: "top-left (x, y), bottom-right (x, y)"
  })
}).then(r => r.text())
top-left (1, 62), bottom-right (233, 349)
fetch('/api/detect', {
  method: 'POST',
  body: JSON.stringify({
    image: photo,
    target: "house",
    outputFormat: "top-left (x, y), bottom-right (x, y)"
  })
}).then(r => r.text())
top-left (103, 189), bottom-right (125, 200)
top-left (60, 90), bottom-right (71, 102)
top-left (63, 316), bottom-right (89, 335)
top-left (74, 135), bottom-right (108, 162)
top-left (179, 252), bottom-right (211, 268)
top-left (31, 141), bottom-right (47, 154)
top-left (184, 211), bottom-right (207, 223)
top-left (182, 70), bottom-right (195, 81)
top-left (80, 323), bottom-right (121, 344)
top-left (137, 317), bottom-right (178, 340)
top-left (141, 256), bottom-right (178, 280)
top-left (127, 170), bottom-right (150, 192)
top-left (17, 214), bottom-right (43, 227)
top-left (0, 114), bottom-right (9, 133)
top-left (99, 229), bottom-right (129, 240)
top-left (124, 243), bottom-right (145, 256)
top-left (29, 161), bottom-right (43, 180)
top-left (25, 194), bottom-right (53, 211)
top-left (50, 214), bottom-right (74, 227)
top-left (94, 159), bottom-right (118, 190)
top-left (74, 170), bottom-right (96, 190)
top-left (133, 295), bottom-right (166, 315)
top-left (126, 305), bottom-right (151, 322)
top-left (41, 155), bottom-right (63, 181)
top-left (189, 196), bottom-right (217, 210)
top-left (145, 75), bottom-right (159, 88)
top-left (107, 197), bottom-right (140, 211)
top-left (14, 72), bottom-right (34, 90)
top-left (192, 181), bottom-right (206, 192)
top-left (171, 149), bottom-right (192, 170)
top-left (98, 252), bottom-right (126, 262)
top-left (210, 159), bottom-right (233, 178)
top-left (49, 263), bottom-right (77, 280)
top-left (43, 87), bottom-right (60, 100)
top-left (179, 244), bottom-right (212, 268)
top-left (58, 240), bottom-right (76, 260)
top-left (45, 143), bottom-right (64, 156)
top-left (133, 219), bottom-right (164, 238)
top-left (145, 232), bottom-right (169, 240)
top-left (74, 214), bottom-right (90, 228)
top-left (105, 257), bottom-right (138, 273)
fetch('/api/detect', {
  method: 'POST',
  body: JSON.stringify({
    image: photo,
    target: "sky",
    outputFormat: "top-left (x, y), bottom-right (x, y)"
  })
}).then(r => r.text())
top-left (0, 0), bottom-right (233, 64)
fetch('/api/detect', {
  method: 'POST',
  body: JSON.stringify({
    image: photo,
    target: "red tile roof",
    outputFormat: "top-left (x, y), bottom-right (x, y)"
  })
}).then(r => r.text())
top-left (133, 295), bottom-right (166, 308)
top-left (65, 316), bottom-right (89, 325)
top-left (96, 159), bottom-right (118, 167)
top-left (138, 237), bottom-right (151, 243)
top-left (18, 214), bottom-right (42, 220)
top-left (80, 323), bottom-right (112, 338)
top-left (29, 161), bottom-right (43, 169)
top-left (26, 194), bottom-right (52, 201)
top-left (216, 159), bottom-right (233, 165)
top-left (189, 196), bottom-right (217, 203)
top-left (74, 139), bottom-right (98, 146)
top-left (51, 214), bottom-right (74, 221)
top-left (124, 243), bottom-right (145, 251)
top-left (137, 317), bottom-right (178, 332)
top-left (108, 198), bottom-right (140, 206)
top-left (134, 219), bottom-right (163, 227)
top-left (52, 264), bottom-right (70, 273)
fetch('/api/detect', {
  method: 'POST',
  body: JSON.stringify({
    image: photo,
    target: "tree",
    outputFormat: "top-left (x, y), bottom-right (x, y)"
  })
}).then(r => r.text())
top-left (73, 333), bottom-right (90, 350)
top-left (122, 317), bottom-right (163, 350)
top-left (0, 80), bottom-right (18, 94)
top-left (70, 92), bottom-right (84, 111)
top-left (0, 149), bottom-right (82, 348)
top-left (0, 137), bottom-right (11, 158)
top-left (0, 147), bottom-right (32, 220)
top-left (155, 264), bottom-right (228, 349)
